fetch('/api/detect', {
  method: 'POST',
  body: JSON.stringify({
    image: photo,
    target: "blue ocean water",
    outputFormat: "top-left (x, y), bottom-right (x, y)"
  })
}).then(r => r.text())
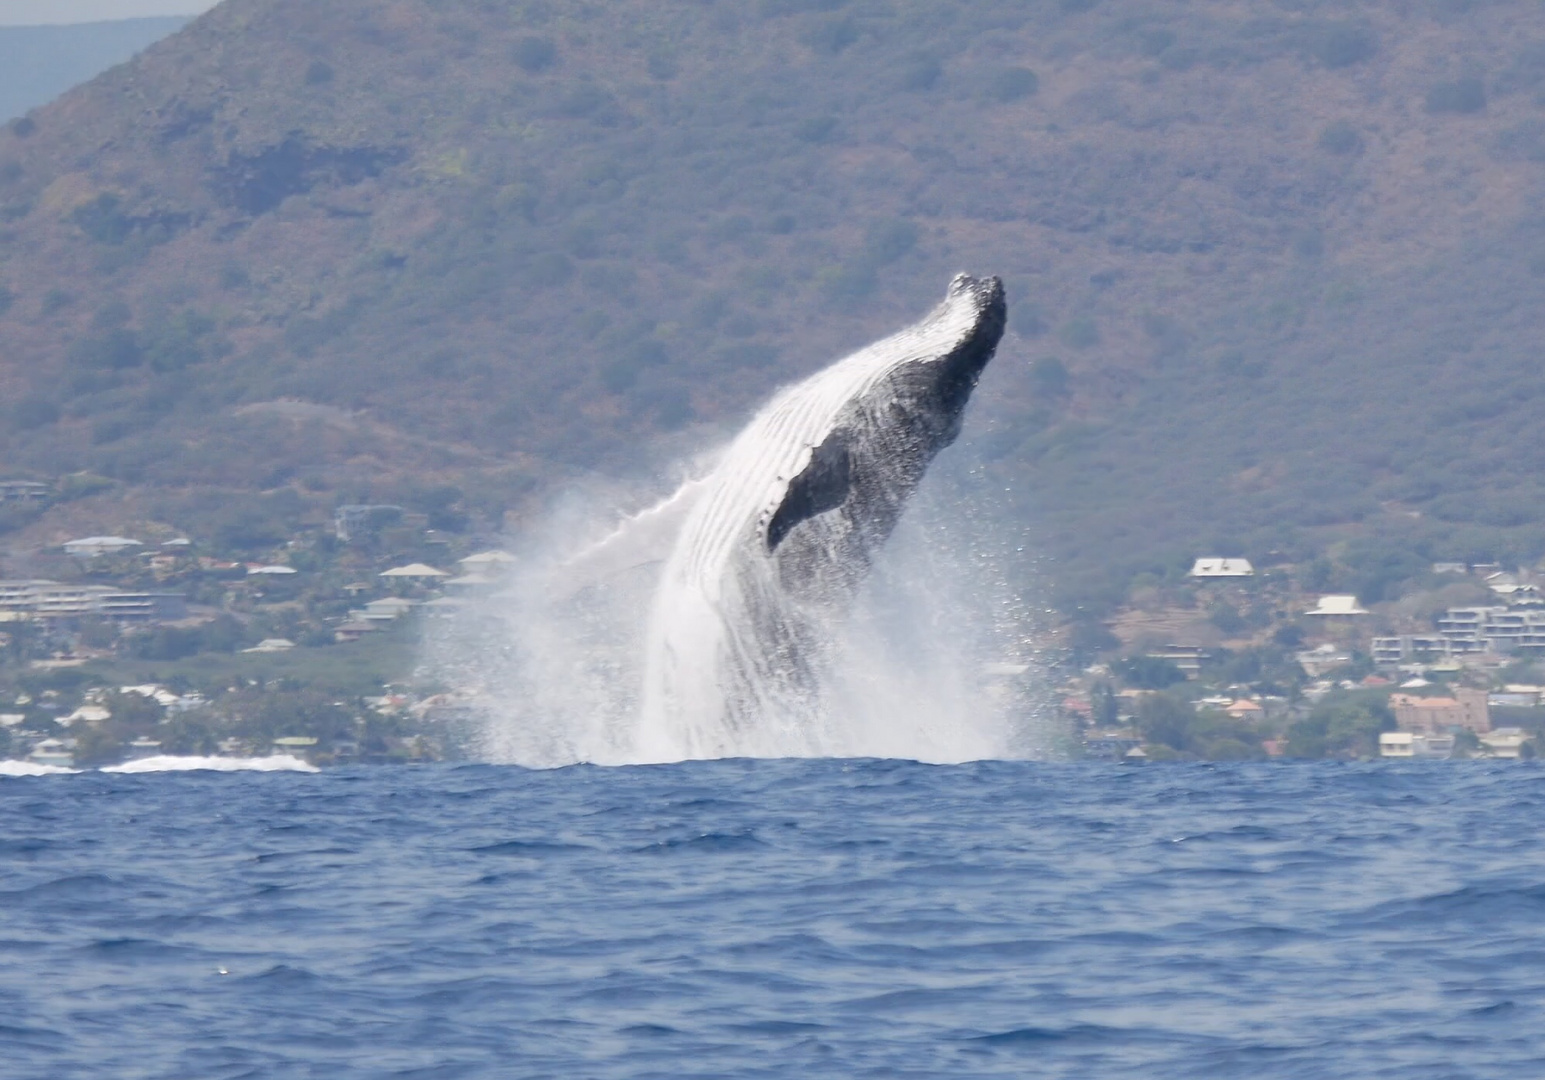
top-left (3, 761), bottom-right (1543, 1079)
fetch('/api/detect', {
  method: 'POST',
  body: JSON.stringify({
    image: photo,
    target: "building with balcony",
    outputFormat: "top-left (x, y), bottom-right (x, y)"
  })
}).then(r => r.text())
top-left (1391, 687), bottom-right (1490, 734)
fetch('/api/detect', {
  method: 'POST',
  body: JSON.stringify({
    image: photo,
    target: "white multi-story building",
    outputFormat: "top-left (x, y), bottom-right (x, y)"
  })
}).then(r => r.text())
top-left (0, 581), bottom-right (186, 622)
top-left (1376, 606), bottom-right (1545, 664)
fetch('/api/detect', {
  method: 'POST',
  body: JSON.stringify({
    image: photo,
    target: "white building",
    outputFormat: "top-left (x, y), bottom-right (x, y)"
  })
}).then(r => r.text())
top-left (0, 581), bottom-right (185, 621)
top-left (379, 563), bottom-right (447, 580)
top-left (1379, 732), bottom-right (1455, 759)
top-left (460, 550), bottom-right (516, 569)
top-left (1188, 557), bottom-right (1254, 578)
top-left (1305, 595), bottom-right (1368, 616)
top-left (1479, 728), bottom-right (1531, 759)
top-left (63, 536), bottom-right (142, 558)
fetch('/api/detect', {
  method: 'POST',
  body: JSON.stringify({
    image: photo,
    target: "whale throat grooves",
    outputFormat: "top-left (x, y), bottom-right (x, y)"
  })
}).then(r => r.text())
top-left (634, 274), bottom-right (1008, 761)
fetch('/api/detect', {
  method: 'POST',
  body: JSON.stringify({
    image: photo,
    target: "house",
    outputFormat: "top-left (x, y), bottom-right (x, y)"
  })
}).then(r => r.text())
top-left (59, 705), bottom-right (111, 727)
top-left (334, 620), bottom-right (380, 642)
top-left (1479, 728), bottom-right (1530, 759)
top-left (1379, 732), bottom-right (1455, 758)
top-left (1083, 733), bottom-right (1142, 760)
top-left (63, 536), bottom-right (142, 558)
top-left (1390, 687), bottom-right (1490, 734)
top-left (1188, 557), bottom-right (1254, 578)
top-left (1431, 562), bottom-right (1468, 575)
top-left (444, 573), bottom-right (497, 593)
top-left (1225, 699), bottom-right (1264, 719)
top-left (243, 638), bottom-right (296, 654)
top-left (1146, 644), bottom-right (1208, 676)
top-left (1305, 595), bottom-right (1368, 616)
top-left (126, 738), bottom-right (162, 760)
top-left (0, 480), bottom-right (50, 502)
top-left (1371, 635), bottom-right (1455, 665)
top-left (362, 597), bottom-right (418, 621)
top-left (0, 581), bottom-right (167, 620)
top-left (1379, 732), bottom-right (1414, 757)
top-left (1489, 582), bottom-right (1544, 605)
top-left (272, 736), bottom-right (319, 760)
top-left (28, 739), bottom-right (74, 768)
top-left (1434, 606), bottom-right (1545, 652)
top-left (120, 685), bottom-right (186, 709)
top-left (379, 563), bottom-right (448, 580)
top-left (460, 550), bottom-right (516, 569)
top-left (1296, 643), bottom-right (1352, 677)
top-left (96, 592), bottom-right (187, 622)
top-left (246, 564), bottom-right (298, 576)
top-left (1489, 692), bottom-right (1539, 709)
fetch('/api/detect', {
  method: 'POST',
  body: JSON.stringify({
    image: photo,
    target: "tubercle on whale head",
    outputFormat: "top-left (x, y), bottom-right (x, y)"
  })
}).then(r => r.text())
top-left (946, 272), bottom-right (1006, 311)
top-left (933, 272), bottom-right (1007, 388)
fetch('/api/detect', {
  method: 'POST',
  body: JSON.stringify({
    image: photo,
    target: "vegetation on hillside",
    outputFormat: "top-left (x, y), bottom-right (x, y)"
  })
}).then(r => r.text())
top-left (4, 1), bottom-right (1545, 617)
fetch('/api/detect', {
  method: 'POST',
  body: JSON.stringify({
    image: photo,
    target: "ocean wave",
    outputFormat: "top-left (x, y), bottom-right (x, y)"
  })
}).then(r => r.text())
top-left (100, 755), bottom-right (319, 774)
top-left (0, 760), bottom-right (80, 777)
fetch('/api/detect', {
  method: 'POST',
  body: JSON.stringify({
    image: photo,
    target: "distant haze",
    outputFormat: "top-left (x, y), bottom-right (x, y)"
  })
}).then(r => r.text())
top-left (0, 1), bottom-right (214, 26)
top-left (0, 16), bottom-right (190, 119)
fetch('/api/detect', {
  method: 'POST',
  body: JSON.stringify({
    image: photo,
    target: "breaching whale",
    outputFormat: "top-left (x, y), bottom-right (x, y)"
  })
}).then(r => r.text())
top-left (626, 273), bottom-right (1008, 760)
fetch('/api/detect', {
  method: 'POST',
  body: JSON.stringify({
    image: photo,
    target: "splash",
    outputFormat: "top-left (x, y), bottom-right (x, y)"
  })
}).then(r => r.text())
top-left (101, 755), bottom-right (319, 774)
top-left (0, 760), bottom-right (80, 777)
top-left (429, 276), bottom-right (1053, 766)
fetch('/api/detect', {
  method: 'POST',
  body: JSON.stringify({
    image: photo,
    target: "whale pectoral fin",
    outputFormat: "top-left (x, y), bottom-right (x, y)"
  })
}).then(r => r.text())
top-left (766, 433), bottom-right (852, 551)
top-left (553, 478), bottom-right (708, 595)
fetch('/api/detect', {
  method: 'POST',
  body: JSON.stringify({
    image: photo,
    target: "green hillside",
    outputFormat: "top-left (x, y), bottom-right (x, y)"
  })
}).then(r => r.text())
top-left (4, 0), bottom-right (1545, 614)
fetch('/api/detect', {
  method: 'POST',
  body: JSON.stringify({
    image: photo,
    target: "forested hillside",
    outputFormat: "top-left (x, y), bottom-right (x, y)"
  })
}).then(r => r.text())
top-left (4, 0), bottom-right (1545, 613)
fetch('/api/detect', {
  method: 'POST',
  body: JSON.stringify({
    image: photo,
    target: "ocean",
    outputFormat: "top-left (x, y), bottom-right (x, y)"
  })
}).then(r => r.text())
top-left (2, 759), bottom-right (1542, 1078)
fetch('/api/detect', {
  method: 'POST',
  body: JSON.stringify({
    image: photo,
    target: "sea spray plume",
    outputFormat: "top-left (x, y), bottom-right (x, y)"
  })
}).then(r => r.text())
top-left (635, 273), bottom-right (1007, 760)
top-left (434, 274), bottom-right (1015, 766)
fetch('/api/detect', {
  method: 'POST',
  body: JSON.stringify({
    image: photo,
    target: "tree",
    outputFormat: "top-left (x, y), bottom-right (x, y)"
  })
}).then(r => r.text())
top-left (1285, 693), bottom-right (1394, 758)
top-left (1137, 693), bottom-right (1195, 752)
top-left (1114, 655), bottom-right (1187, 690)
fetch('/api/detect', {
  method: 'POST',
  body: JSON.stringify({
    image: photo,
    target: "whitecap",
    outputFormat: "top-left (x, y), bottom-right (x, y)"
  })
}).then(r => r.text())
top-left (101, 755), bottom-right (320, 774)
top-left (0, 760), bottom-right (81, 777)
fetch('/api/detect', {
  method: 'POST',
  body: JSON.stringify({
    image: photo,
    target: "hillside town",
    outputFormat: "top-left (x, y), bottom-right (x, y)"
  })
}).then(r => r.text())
top-left (0, 476), bottom-right (505, 769)
top-left (8, 473), bottom-right (1545, 767)
top-left (1062, 556), bottom-right (1545, 762)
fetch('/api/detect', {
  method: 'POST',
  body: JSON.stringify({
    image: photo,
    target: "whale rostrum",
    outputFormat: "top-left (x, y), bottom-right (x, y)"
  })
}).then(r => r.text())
top-left (584, 274), bottom-right (1008, 760)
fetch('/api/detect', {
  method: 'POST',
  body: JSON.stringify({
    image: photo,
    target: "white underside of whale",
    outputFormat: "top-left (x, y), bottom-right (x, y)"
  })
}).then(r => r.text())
top-left (604, 276), bottom-right (1002, 761)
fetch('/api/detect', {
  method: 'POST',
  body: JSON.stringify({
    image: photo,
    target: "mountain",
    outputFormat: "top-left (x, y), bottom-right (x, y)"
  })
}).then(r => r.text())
top-left (4, 0), bottom-right (1545, 614)
top-left (0, 17), bottom-right (189, 122)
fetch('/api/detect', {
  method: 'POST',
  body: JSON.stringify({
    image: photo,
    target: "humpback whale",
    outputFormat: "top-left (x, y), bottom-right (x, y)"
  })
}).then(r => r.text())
top-left (632, 273), bottom-right (1007, 760)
